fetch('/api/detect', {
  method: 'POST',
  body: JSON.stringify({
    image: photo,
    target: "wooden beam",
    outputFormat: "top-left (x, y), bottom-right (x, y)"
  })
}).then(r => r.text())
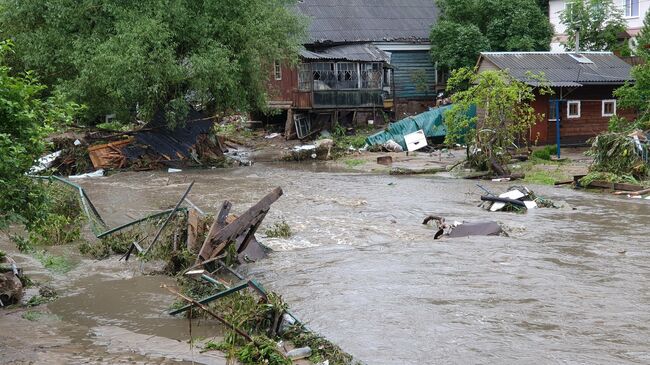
top-left (197, 188), bottom-right (283, 262)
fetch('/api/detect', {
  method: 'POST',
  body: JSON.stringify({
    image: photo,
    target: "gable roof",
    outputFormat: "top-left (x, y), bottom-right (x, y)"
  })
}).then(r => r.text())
top-left (296, 0), bottom-right (439, 44)
top-left (478, 52), bottom-right (634, 87)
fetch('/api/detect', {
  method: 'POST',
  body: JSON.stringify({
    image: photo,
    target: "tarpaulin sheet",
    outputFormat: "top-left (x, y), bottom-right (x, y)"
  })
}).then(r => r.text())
top-left (365, 104), bottom-right (476, 150)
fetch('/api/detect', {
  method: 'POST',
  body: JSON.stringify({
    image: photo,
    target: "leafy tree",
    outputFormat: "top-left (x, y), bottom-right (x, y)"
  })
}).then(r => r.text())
top-left (635, 10), bottom-right (650, 59)
top-left (0, 40), bottom-right (80, 229)
top-left (559, 0), bottom-right (626, 51)
top-left (431, 0), bottom-right (553, 70)
top-left (614, 13), bottom-right (650, 130)
top-left (444, 68), bottom-right (551, 174)
top-left (430, 21), bottom-right (490, 71)
top-left (0, 0), bottom-right (306, 127)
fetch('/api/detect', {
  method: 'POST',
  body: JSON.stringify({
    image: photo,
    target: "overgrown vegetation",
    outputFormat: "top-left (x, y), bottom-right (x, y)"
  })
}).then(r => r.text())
top-left (586, 133), bottom-right (648, 180)
top-left (28, 182), bottom-right (84, 246)
top-left (33, 250), bottom-right (74, 274)
top-left (265, 221), bottom-right (293, 239)
top-left (444, 69), bottom-right (551, 174)
top-left (559, 0), bottom-right (627, 53)
top-left (1, 0), bottom-right (307, 128)
top-left (531, 145), bottom-right (558, 161)
top-left (614, 12), bottom-right (650, 131)
top-left (430, 0), bottom-right (552, 70)
top-left (0, 39), bottom-right (80, 232)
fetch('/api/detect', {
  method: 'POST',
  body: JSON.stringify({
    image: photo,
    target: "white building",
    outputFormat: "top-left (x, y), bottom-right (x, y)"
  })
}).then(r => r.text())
top-left (550, 0), bottom-right (649, 51)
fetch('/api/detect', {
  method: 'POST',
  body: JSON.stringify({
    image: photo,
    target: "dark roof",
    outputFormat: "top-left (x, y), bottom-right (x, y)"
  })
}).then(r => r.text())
top-left (296, 0), bottom-right (439, 44)
top-left (479, 52), bottom-right (634, 87)
top-left (300, 43), bottom-right (390, 62)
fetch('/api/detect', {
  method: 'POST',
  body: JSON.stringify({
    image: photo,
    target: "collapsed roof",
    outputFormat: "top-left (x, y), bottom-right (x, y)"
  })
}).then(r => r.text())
top-left (478, 52), bottom-right (635, 87)
top-left (300, 43), bottom-right (391, 62)
top-left (296, 0), bottom-right (439, 44)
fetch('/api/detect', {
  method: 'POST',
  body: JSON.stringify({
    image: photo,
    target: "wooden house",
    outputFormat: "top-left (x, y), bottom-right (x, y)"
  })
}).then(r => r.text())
top-left (476, 52), bottom-right (637, 146)
top-left (267, 0), bottom-right (442, 139)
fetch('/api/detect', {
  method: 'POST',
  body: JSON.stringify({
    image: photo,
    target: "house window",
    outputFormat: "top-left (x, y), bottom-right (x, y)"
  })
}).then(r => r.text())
top-left (625, 0), bottom-right (639, 17)
top-left (274, 61), bottom-right (282, 80)
top-left (602, 99), bottom-right (617, 117)
top-left (361, 62), bottom-right (382, 89)
top-left (567, 100), bottom-right (581, 119)
top-left (336, 62), bottom-right (359, 89)
top-left (312, 62), bottom-right (336, 90)
top-left (548, 102), bottom-right (559, 121)
top-left (298, 63), bottom-right (311, 91)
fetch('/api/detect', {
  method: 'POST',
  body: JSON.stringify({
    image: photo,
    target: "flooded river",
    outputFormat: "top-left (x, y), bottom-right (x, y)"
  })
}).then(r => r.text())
top-left (2, 164), bottom-right (650, 364)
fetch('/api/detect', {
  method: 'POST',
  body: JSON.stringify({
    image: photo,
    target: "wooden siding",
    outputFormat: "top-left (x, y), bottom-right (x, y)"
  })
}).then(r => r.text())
top-left (267, 63), bottom-right (298, 103)
top-left (391, 50), bottom-right (437, 99)
top-left (532, 86), bottom-right (637, 145)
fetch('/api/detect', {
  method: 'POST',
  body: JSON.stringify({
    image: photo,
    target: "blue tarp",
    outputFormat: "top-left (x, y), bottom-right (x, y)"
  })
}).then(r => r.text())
top-left (366, 105), bottom-right (476, 150)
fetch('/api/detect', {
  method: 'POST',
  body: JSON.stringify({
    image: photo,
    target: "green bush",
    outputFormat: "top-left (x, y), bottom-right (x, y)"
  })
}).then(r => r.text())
top-left (531, 145), bottom-right (557, 161)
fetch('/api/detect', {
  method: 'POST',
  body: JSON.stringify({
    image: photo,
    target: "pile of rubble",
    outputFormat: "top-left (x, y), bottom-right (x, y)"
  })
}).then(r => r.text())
top-left (479, 186), bottom-right (557, 212)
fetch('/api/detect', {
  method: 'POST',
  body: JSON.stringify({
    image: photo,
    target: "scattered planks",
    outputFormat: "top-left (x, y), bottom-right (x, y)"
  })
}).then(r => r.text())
top-left (197, 187), bottom-right (283, 264)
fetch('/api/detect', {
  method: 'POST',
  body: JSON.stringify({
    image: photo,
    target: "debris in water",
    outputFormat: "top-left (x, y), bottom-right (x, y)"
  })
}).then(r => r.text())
top-left (480, 186), bottom-right (558, 212)
top-left (423, 216), bottom-right (504, 239)
top-left (68, 169), bottom-right (105, 179)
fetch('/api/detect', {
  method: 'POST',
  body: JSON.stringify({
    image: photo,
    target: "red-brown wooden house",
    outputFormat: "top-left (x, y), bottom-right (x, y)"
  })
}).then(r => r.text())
top-left (476, 52), bottom-right (637, 146)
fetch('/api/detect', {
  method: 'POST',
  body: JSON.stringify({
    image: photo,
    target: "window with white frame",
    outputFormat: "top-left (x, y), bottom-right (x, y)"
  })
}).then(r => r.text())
top-left (297, 63), bottom-right (311, 91)
top-left (602, 99), bottom-right (617, 117)
top-left (625, 0), bottom-right (639, 17)
top-left (274, 60), bottom-right (282, 80)
top-left (567, 100), bottom-right (581, 118)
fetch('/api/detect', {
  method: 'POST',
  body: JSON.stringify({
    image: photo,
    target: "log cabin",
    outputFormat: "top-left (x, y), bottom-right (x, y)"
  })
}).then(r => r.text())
top-left (476, 52), bottom-right (637, 146)
top-left (267, 0), bottom-right (443, 139)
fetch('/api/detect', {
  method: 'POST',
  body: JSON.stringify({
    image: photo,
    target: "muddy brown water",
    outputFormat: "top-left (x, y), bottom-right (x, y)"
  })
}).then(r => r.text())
top-left (3, 164), bottom-right (650, 364)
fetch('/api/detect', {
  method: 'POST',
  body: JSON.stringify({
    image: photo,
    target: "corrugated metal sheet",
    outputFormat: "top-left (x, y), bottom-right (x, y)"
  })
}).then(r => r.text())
top-left (391, 50), bottom-right (436, 98)
top-left (296, 0), bottom-right (439, 43)
top-left (300, 43), bottom-right (390, 62)
top-left (480, 52), bottom-right (634, 86)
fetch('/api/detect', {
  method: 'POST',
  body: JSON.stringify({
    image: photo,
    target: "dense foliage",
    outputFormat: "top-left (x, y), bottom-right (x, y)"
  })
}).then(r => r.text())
top-left (0, 40), bottom-right (80, 230)
top-left (614, 11), bottom-right (650, 130)
top-left (431, 0), bottom-right (553, 70)
top-left (0, 0), bottom-right (306, 127)
top-left (559, 0), bottom-right (627, 52)
top-left (444, 69), bottom-right (551, 173)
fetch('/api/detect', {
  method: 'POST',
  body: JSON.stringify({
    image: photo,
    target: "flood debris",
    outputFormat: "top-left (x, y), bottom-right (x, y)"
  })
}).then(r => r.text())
top-left (479, 186), bottom-right (558, 212)
top-left (0, 253), bottom-right (23, 307)
top-left (423, 216), bottom-right (504, 239)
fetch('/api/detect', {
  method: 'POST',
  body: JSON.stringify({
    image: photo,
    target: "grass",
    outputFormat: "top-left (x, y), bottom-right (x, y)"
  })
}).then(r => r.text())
top-left (264, 221), bottom-right (292, 239)
top-left (22, 310), bottom-right (45, 321)
top-left (343, 159), bottom-right (366, 168)
top-left (21, 310), bottom-right (59, 322)
top-left (514, 158), bottom-right (572, 186)
top-left (33, 250), bottom-right (74, 274)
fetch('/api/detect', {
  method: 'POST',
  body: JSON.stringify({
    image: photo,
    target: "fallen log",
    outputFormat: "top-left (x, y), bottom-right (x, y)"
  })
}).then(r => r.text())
top-left (480, 195), bottom-right (527, 207)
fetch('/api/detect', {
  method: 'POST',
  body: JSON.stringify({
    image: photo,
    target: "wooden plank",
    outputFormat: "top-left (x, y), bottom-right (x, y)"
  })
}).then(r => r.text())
top-left (237, 210), bottom-right (268, 254)
top-left (186, 208), bottom-right (201, 252)
top-left (197, 188), bottom-right (282, 261)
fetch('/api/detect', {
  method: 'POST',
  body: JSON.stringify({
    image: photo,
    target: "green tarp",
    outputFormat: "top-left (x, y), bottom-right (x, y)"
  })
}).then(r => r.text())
top-left (366, 104), bottom-right (476, 150)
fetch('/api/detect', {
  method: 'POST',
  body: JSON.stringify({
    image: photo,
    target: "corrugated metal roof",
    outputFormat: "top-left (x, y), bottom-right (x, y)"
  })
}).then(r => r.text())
top-left (480, 52), bottom-right (634, 87)
top-left (296, 0), bottom-right (439, 43)
top-left (300, 43), bottom-right (390, 62)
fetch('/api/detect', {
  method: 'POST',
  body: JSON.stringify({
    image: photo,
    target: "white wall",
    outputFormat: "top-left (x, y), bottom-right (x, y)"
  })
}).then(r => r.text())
top-left (549, 0), bottom-right (649, 51)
